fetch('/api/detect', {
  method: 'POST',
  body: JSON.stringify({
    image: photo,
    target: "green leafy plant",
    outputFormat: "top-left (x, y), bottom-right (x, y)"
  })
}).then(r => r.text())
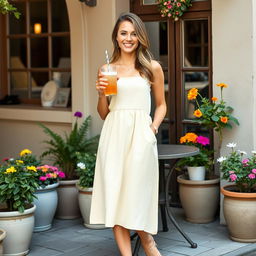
top-left (157, 0), bottom-right (192, 21)
top-left (0, 0), bottom-right (20, 18)
top-left (187, 83), bottom-right (239, 147)
top-left (76, 152), bottom-right (96, 188)
top-left (176, 132), bottom-right (214, 177)
top-left (39, 112), bottom-right (99, 180)
top-left (0, 150), bottom-right (39, 213)
top-left (218, 143), bottom-right (256, 193)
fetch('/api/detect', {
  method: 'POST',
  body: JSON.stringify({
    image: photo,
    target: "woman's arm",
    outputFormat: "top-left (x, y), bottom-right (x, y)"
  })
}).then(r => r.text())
top-left (96, 69), bottom-right (110, 120)
top-left (150, 60), bottom-right (167, 134)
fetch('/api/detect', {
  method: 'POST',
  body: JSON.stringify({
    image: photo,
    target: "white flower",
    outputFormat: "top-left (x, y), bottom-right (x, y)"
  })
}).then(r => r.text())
top-left (252, 150), bottom-right (256, 155)
top-left (217, 156), bottom-right (227, 163)
top-left (226, 142), bottom-right (237, 148)
top-left (238, 150), bottom-right (247, 155)
top-left (77, 162), bottom-right (85, 169)
top-left (9, 158), bottom-right (14, 161)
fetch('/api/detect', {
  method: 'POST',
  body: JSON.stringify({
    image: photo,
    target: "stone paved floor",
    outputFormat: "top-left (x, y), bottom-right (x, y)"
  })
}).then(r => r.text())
top-left (28, 207), bottom-right (256, 256)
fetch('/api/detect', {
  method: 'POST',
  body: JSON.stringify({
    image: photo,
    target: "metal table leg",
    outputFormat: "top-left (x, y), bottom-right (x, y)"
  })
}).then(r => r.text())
top-left (165, 160), bottom-right (197, 248)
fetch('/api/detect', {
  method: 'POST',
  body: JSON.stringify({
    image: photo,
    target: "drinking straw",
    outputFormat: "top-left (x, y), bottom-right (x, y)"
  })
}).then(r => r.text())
top-left (105, 50), bottom-right (110, 72)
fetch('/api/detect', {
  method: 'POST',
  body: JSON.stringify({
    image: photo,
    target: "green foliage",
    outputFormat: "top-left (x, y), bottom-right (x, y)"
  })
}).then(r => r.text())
top-left (0, 159), bottom-right (39, 212)
top-left (219, 145), bottom-right (256, 193)
top-left (76, 152), bottom-right (96, 188)
top-left (39, 114), bottom-right (99, 180)
top-left (0, 0), bottom-right (20, 18)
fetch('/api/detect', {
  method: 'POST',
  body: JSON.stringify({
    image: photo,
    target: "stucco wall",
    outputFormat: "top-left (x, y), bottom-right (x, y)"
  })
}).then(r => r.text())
top-left (212, 0), bottom-right (254, 223)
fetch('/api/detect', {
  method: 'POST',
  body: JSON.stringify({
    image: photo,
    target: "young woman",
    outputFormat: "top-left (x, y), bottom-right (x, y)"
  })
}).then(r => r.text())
top-left (91, 12), bottom-right (167, 256)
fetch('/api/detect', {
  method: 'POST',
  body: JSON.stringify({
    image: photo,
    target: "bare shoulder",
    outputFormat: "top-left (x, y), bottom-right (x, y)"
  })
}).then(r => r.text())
top-left (151, 60), bottom-right (163, 74)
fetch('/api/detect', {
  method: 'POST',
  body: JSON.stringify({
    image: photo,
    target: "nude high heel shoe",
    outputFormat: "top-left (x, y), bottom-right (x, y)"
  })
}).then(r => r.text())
top-left (141, 236), bottom-right (162, 256)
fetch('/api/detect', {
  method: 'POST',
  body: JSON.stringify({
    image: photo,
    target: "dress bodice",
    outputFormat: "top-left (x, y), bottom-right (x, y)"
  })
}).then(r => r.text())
top-left (109, 76), bottom-right (151, 114)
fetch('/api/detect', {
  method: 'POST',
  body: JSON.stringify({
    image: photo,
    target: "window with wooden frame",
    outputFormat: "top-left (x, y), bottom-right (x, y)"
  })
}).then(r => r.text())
top-left (130, 0), bottom-right (212, 145)
top-left (0, 0), bottom-right (71, 105)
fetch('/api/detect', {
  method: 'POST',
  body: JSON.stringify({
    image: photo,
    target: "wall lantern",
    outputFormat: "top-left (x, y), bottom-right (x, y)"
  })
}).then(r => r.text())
top-left (79, 0), bottom-right (97, 7)
top-left (34, 23), bottom-right (42, 34)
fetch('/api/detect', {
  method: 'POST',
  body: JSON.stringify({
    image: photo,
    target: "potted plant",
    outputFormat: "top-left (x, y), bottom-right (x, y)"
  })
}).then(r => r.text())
top-left (39, 111), bottom-right (99, 219)
top-left (0, 229), bottom-right (6, 255)
top-left (176, 133), bottom-right (220, 223)
top-left (0, 149), bottom-right (39, 256)
top-left (75, 152), bottom-right (105, 229)
top-left (33, 165), bottom-right (65, 232)
top-left (218, 143), bottom-right (256, 242)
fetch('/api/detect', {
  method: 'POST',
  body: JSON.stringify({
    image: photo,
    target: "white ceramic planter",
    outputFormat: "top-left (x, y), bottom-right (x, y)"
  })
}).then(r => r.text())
top-left (33, 183), bottom-right (59, 232)
top-left (55, 179), bottom-right (81, 219)
top-left (77, 184), bottom-right (105, 229)
top-left (0, 204), bottom-right (36, 256)
top-left (187, 166), bottom-right (206, 180)
top-left (0, 229), bottom-right (6, 255)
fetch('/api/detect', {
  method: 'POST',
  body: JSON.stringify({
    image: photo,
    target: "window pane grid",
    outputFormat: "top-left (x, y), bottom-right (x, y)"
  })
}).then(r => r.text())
top-left (7, 0), bottom-right (70, 101)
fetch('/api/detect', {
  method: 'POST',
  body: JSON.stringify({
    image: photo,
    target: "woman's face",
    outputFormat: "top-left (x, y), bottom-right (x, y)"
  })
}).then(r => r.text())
top-left (116, 21), bottom-right (139, 54)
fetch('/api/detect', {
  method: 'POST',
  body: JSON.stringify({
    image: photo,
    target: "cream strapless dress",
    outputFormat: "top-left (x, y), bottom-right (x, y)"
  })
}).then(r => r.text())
top-left (90, 76), bottom-right (159, 234)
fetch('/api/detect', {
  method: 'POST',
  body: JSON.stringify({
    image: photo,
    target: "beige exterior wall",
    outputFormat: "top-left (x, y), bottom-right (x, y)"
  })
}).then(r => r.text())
top-left (0, 0), bottom-right (129, 159)
top-left (212, 0), bottom-right (254, 223)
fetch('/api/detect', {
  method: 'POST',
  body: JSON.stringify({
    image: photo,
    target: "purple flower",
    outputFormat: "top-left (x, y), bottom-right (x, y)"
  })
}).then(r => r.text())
top-left (248, 173), bottom-right (256, 179)
top-left (74, 111), bottom-right (83, 118)
top-left (196, 136), bottom-right (210, 146)
top-left (58, 171), bottom-right (65, 178)
top-left (230, 173), bottom-right (237, 182)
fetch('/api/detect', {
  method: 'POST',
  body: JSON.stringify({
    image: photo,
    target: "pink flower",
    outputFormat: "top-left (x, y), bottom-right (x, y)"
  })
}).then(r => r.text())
top-left (248, 173), bottom-right (256, 179)
top-left (168, 13), bottom-right (172, 17)
top-left (196, 136), bottom-right (210, 146)
top-left (252, 169), bottom-right (256, 174)
top-left (164, 2), bottom-right (167, 5)
top-left (58, 171), bottom-right (65, 178)
top-left (2, 158), bottom-right (9, 162)
top-left (229, 171), bottom-right (235, 174)
top-left (230, 174), bottom-right (237, 182)
top-left (242, 159), bottom-right (249, 166)
top-left (177, 2), bottom-right (181, 7)
top-left (46, 173), bottom-right (52, 178)
top-left (167, 5), bottom-right (172, 9)
top-left (39, 176), bottom-right (47, 181)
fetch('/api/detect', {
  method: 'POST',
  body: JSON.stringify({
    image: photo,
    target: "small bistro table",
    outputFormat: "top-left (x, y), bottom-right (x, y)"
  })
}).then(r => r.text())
top-left (132, 144), bottom-right (199, 255)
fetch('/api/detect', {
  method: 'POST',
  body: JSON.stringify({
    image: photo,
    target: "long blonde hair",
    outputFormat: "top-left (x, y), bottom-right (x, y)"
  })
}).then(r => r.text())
top-left (111, 12), bottom-right (154, 83)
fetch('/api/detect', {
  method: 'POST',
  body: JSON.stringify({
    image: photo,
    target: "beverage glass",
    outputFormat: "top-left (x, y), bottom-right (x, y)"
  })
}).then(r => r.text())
top-left (101, 65), bottom-right (117, 96)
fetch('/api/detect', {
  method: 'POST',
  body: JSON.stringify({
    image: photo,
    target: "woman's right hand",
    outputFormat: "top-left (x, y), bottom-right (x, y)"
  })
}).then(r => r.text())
top-left (96, 72), bottom-right (108, 97)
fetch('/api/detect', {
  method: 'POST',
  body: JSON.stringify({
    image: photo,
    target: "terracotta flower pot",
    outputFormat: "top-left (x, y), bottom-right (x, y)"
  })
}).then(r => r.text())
top-left (221, 185), bottom-right (256, 242)
top-left (177, 174), bottom-right (220, 223)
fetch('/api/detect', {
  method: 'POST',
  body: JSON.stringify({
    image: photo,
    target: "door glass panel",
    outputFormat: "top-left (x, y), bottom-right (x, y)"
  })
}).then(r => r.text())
top-left (52, 37), bottom-right (71, 68)
top-left (9, 2), bottom-right (26, 34)
top-left (31, 72), bottom-right (49, 98)
top-left (9, 39), bottom-right (27, 68)
top-left (31, 38), bottom-right (48, 67)
top-left (183, 72), bottom-right (208, 120)
top-left (143, 0), bottom-right (157, 5)
top-left (144, 21), bottom-right (169, 144)
top-left (183, 124), bottom-right (210, 139)
top-left (183, 19), bottom-right (208, 67)
top-left (52, 0), bottom-right (70, 32)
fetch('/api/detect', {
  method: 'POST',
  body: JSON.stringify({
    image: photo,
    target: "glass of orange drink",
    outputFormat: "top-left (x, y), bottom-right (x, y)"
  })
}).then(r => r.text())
top-left (101, 65), bottom-right (117, 96)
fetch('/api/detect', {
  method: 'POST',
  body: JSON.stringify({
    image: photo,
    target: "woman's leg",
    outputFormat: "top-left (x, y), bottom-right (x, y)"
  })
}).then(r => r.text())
top-left (137, 231), bottom-right (161, 256)
top-left (113, 225), bottom-right (132, 256)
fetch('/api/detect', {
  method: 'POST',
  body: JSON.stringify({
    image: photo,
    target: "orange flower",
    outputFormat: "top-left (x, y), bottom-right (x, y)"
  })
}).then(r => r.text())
top-left (220, 116), bottom-right (228, 123)
top-left (193, 109), bottom-right (202, 118)
top-left (185, 132), bottom-right (198, 143)
top-left (211, 97), bottom-right (218, 101)
top-left (180, 136), bottom-right (186, 144)
top-left (216, 83), bottom-right (228, 88)
top-left (187, 88), bottom-right (198, 100)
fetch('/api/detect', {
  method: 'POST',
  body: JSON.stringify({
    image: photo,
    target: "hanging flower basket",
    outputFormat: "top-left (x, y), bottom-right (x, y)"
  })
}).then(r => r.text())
top-left (157, 0), bottom-right (192, 21)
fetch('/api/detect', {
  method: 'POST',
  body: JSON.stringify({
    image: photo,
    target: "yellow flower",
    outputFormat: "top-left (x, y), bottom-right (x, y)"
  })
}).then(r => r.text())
top-left (187, 88), bottom-right (198, 100)
top-left (220, 116), bottom-right (228, 123)
top-left (216, 83), bottom-right (228, 88)
top-left (5, 166), bottom-right (17, 174)
top-left (185, 133), bottom-right (198, 143)
top-left (20, 149), bottom-right (32, 157)
top-left (193, 109), bottom-right (203, 118)
top-left (16, 160), bottom-right (24, 164)
top-left (27, 166), bottom-right (37, 172)
top-left (211, 97), bottom-right (218, 101)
